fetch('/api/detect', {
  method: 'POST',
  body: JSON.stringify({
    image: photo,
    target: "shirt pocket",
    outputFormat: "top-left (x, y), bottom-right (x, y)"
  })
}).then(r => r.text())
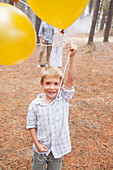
top-left (53, 109), bottom-right (64, 121)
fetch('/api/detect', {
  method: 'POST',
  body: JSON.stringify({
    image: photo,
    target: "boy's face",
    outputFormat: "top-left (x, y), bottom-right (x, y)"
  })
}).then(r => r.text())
top-left (41, 76), bottom-right (61, 101)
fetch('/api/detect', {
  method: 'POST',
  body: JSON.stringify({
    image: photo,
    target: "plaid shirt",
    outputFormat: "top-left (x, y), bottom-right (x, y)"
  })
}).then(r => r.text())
top-left (27, 86), bottom-right (75, 158)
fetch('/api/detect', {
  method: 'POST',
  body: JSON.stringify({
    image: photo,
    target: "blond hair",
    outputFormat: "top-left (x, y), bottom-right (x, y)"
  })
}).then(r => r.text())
top-left (40, 66), bottom-right (63, 84)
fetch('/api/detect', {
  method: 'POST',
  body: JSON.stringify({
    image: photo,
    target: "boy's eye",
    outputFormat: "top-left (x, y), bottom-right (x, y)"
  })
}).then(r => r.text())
top-left (55, 83), bottom-right (59, 85)
top-left (46, 82), bottom-right (50, 85)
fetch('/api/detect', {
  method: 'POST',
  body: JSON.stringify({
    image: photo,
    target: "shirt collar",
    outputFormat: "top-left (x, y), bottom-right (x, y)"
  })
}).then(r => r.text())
top-left (35, 92), bottom-right (61, 106)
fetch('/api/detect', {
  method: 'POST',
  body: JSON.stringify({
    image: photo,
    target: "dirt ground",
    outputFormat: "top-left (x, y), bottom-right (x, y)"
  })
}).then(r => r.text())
top-left (0, 32), bottom-right (113, 170)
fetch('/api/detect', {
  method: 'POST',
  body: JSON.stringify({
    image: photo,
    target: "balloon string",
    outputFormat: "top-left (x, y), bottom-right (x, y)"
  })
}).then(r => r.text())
top-left (18, 0), bottom-right (30, 7)
top-left (37, 42), bottom-right (70, 92)
top-left (37, 34), bottom-right (66, 47)
top-left (36, 42), bottom-right (62, 47)
top-left (58, 51), bottom-right (70, 93)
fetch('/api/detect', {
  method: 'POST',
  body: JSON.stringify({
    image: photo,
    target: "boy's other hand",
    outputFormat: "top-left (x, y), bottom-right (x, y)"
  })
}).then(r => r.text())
top-left (37, 143), bottom-right (48, 153)
top-left (42, 39), bottom-right (46, 44)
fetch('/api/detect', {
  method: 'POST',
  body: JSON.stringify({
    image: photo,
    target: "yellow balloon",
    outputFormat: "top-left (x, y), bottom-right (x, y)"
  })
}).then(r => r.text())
top-left (0, 3), bottom-right (37, 66)
top-left (27, 0), bottom-right (89, 29)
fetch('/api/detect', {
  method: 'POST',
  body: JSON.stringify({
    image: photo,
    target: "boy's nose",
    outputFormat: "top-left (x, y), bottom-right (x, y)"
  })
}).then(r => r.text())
top-left (50, 84), bottom-right (54, 89)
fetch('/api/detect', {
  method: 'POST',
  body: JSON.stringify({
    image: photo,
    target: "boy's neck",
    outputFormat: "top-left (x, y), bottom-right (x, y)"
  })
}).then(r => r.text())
top-left (40, 95), bottom-right (54, 104)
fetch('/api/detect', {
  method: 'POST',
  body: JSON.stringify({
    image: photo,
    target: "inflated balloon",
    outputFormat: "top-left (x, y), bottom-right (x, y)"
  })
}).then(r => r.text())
top-left (0, 3), bottom-right (37, 66)
top-left (27, 0), bottom-right (89, 29)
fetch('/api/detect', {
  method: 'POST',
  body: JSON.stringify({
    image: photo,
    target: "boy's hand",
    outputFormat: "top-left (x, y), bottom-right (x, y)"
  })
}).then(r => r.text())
top-left (42, 39), bottom-right (46, 44)
top-left (69, 44), bottom-right (77, 57)
top-left (37, 143), bottom-right (48, 153)
top-left (29, 128), bottom-right (48, 153)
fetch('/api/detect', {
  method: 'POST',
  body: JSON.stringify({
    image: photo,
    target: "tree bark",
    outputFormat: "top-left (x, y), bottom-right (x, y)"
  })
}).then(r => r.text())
top-left (9, 0), bottom-right (14, 5)
top-left (89, 0), bottom-right (94, 14)
top-left (96, 0), bottom-right (104, 29)
top-left (88, 0), bottom-right (101, 44)
top-left (0, 0), bottom-right (9, 2)
top-left (99, 11), bottom-right (106, 30)
top-left (28, 7), bottom-right (32, 19)
top-left (16, 0), bottom-right (25, 13)
top-left (27, 7), bottom-right (40, 43)
top-left (103, 0), bottom-right (113, 42)
top-left (35, 16), bottom-right (41, 43)
top-left (100, 0), bottom-right (109, 30)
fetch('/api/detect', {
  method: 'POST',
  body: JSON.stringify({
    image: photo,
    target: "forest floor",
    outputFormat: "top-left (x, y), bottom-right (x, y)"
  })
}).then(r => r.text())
top-left (0, 32), bottom-right (113, 170)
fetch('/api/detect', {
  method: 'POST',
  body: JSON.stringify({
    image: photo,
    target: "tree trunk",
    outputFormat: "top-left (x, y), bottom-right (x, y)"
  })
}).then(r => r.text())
top-left (103, 0), bottom-right (113, 42)
top-left (88, 0), bottom-right (101, 44)
top-left (89, 0), bottom-right (94, 14)
top-left (35, 16), bottom-right (41, 43)
top-left (96, 0), bottom-right (104, 30)
top-left (9, 0), bottom-right (14, 5)
top-left (28, 7), bottom-right (33, 20)
top-left (100, 0), bottom-right (109, 30)
top-left (15, 0), bottom-right (25, 13)
top-left (28, 7), bottom-right (36, 27)
top-left (0, 0), bottom-right (9, 2)
top-left (99, 11), bottom-right (106, 30)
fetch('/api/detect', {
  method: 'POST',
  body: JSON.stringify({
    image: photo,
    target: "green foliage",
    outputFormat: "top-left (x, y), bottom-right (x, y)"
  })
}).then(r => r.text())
top-left (103, 0), bottom-right (110, 11)
top-left (83, 43), bottom-right (96, 53)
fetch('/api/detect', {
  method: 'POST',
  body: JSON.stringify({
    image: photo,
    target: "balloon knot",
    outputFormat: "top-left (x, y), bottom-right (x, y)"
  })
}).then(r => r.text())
top-left (60, 29), bottom-right (64, 34)
top-left (13, 0), bottom-right (19, 2)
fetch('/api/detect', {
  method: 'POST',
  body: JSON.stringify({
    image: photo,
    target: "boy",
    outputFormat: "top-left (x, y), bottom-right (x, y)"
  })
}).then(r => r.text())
top-left (27, 46), bottom-right (77, 170)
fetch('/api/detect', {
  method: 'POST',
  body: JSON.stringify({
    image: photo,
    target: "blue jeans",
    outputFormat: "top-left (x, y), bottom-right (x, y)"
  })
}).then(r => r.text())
top-left (32, 151), bottom-right (63, 170)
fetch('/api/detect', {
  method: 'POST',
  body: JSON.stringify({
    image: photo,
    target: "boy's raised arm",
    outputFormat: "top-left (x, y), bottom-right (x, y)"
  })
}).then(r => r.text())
top-left (65, 45), bottom-right (77, 90)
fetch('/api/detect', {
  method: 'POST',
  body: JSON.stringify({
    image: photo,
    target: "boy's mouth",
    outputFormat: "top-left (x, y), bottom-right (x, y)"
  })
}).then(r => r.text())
top-left (48, 91), bottom-right (55, 93)
top-left (48, 91), bottom-right (56, 94)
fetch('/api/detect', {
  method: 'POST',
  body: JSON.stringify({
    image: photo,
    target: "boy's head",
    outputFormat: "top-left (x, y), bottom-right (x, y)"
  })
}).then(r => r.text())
top-left (40, 66), bottom-right (63, 84)
top-left (40, 66), bottom-right (63, 101)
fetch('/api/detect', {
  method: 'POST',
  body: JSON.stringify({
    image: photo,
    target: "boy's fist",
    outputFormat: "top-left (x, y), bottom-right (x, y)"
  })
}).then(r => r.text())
top-left (37, 143), bottom-right (48, 153)
top-left (69, 44), bottom-right (77, 57)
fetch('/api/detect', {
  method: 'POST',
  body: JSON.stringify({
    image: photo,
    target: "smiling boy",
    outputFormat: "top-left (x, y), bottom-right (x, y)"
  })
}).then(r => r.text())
top-left (27, 46), bottom-right (77, 170)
